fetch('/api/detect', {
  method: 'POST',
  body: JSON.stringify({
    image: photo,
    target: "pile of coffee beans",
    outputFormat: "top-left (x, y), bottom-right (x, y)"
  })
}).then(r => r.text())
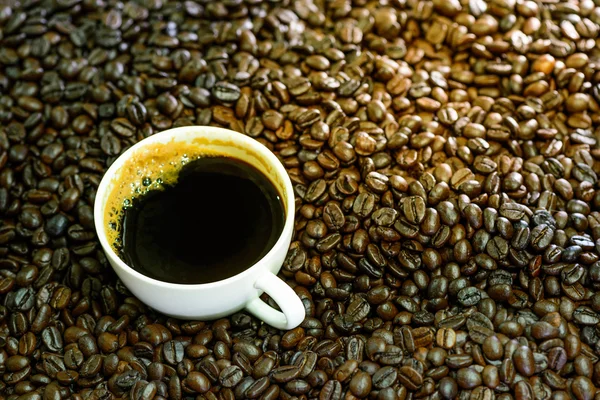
top-left (2, 0), bottom-right (600, 399)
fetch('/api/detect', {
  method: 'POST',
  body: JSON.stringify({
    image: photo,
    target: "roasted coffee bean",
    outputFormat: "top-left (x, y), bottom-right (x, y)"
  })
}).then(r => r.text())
top-left (183, 371), bottom-right (211, 393)
top-left (373, 366), bottom-right (397, 389)
top-left (162, 340), bottom-right (184, 364)
top-left (41, 326), bottom-right (63, 352)
top-left (458, 287), bottom-right (482, 306)
top-left (398, 366), bottom-right (423, 390)
top-left (320, 380), bottom-right (342, 400)
top-left (456, 368), bottom-right (482, 389)
top-left (220, 365), bottom-right (243, 387)
top-left (212, 82), bottom-right (241, 103)
top-left (513, 346), bottom-right (536, 377)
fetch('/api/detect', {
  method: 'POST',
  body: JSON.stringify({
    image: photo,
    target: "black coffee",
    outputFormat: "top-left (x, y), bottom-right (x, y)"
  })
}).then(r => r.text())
top-left (118, 156), bottom-right (285, 284)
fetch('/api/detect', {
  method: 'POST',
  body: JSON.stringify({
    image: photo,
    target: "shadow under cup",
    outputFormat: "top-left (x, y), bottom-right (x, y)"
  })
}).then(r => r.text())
top-left (94, 127), bottom-right (304, 329)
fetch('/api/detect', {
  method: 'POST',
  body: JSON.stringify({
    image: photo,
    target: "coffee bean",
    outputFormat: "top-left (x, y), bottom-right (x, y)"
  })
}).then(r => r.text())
top-left (456, 368), bottom-right (482, 389)
top-left (183, 371), bottom-right (211, 393)
top-left (56, 369), bottom-right (79, 385)
top-left (245, 376), bottom-right (269, 398)
top-left (79, 354), bottom-right (102, 377)
top-left (220, 365), bottom-right (243, 387)
top-left (41, 326), bottom-right (63, 352)
top-left (373, 366), bottom-right (397, 389)
top-left (436, 328), bottom-right (456, 349)
top-left (401, 196), bottom-right (426, 224)
top-left (571, 376), bottom-right (596, 400)
top-left (548, 347), bottom-right (568, 371)
top-left (212, 82), bottom-right (241, 103)
top-left (398, 366), bottom-right (423, 390)
top-left (115, 370), bottom-right (141, 391)
top-left (513, 346), bottom-right (536, 377)
top-left (458, 287), bottom-right (482, 306)
top-left (573, 307), bottom-right (600, 325)
top-left (162, 340), bottom-right (184, 364)
top-left (531, 224), bottom-right (555, 251)
top-left (320, 380), bottom-right (342, 400)
top-left (439, 376), bottom-right (458, 399)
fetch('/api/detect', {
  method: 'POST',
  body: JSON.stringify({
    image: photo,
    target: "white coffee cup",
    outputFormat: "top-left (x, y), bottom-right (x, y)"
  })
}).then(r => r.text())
top-left (93, 126), bottom-right (305, 330)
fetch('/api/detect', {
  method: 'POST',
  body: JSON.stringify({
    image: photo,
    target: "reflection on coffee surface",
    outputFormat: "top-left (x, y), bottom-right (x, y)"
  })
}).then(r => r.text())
top-left (114, 156), bottom-right (285, 284)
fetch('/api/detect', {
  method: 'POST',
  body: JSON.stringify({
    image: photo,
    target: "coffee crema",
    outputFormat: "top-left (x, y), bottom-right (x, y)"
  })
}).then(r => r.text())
top-left (103, 138), bottom-right (282, 251)
top-left (104, 140), bottom-right (286, 284)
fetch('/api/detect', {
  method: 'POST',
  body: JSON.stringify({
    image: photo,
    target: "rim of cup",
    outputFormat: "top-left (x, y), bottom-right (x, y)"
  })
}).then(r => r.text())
top-left (93, 126), bottom-right (295, 290)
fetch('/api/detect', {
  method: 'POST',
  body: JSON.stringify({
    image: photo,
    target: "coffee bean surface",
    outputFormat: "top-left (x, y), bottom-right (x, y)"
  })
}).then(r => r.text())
top-left (2, 0), bottom-right (600, 399)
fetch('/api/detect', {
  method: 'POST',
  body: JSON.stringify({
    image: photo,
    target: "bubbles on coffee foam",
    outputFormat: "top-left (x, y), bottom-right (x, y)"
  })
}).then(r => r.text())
top-left (104, 142), bottom-right (216, 254)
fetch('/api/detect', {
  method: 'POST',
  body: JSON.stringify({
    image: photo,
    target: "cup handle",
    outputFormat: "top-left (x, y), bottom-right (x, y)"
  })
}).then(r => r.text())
top-left (245, 271), bottom-right (305, 330)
